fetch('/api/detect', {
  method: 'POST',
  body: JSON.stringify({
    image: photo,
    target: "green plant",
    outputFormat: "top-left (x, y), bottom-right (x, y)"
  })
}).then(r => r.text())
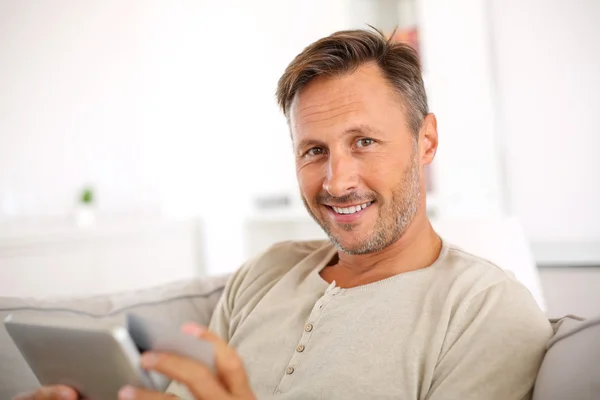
top-left (80, 187), bottom-right (94, 205)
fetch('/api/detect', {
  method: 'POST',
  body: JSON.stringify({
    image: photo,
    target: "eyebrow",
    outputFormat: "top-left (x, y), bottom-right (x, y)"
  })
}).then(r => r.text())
top-left (295, 124), bottom-right (383, 154)
top-left (345, 124), bottom-right (382, 136)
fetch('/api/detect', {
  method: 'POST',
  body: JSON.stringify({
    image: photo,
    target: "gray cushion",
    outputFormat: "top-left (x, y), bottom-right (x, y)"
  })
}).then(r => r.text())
top-left (533, 314), bottom-right (600, 400)
top-left (0, 275), bottom-right (229, 399)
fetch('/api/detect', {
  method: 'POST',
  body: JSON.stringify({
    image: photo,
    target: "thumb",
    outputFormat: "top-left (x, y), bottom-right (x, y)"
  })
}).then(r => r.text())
top-left (181, 323), bottom-right (253, 397)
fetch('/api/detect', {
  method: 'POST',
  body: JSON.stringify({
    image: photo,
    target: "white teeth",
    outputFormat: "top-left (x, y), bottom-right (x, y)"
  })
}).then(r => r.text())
top-left (332, 202), bottom-right (372, 214)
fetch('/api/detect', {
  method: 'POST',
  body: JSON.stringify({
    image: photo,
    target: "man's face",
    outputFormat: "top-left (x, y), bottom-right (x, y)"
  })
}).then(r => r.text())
top-left (290, 63), bottom-right (424, 255)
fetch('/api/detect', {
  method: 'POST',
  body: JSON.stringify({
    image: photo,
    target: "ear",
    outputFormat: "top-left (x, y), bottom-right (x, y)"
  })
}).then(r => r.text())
top-left (419, 113), bottom-right (438, 165)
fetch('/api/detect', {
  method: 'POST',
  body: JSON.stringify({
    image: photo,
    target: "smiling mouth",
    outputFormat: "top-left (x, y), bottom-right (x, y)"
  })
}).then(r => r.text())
top-left (328, 201), bottom-right (373, 215)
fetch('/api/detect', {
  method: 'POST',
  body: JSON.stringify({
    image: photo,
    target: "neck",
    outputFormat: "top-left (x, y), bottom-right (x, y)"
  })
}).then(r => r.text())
top-left (321, 209), bottom-right (442, 288)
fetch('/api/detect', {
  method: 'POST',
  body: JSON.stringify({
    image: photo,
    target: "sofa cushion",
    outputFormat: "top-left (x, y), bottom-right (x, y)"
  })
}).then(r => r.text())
top-left (533, 314), bottom-right (600, 400)
top-left (0, 275), bottom-right (229, 399)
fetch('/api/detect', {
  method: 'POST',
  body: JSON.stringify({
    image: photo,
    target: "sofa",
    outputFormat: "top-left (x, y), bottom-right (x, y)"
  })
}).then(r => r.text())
top-left (1, 274), bottom-right (598, 399)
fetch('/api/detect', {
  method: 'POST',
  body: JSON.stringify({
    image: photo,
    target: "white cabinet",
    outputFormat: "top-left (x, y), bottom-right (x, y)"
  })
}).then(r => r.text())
top-left (0, 217), bottom-right (205, 298)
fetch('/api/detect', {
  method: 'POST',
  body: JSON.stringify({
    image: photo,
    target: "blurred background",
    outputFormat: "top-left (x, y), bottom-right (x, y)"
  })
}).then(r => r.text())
top-left (0, 0), bottom-right (598, 317)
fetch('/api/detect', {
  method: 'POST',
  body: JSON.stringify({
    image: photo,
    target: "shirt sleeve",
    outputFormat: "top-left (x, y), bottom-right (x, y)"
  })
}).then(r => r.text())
top-left (165, 264), bottom-right (248, 399)
top-left (206, 266), bottom-right (242, 341)
top-left (426, 279), bottom-right (553, 400)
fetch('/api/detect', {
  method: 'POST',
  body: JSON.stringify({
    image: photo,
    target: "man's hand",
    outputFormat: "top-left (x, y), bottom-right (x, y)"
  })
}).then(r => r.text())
top-left (118, 323), bottom-right (256, 400)
top-left (12, 385), bottom-right (78, 400)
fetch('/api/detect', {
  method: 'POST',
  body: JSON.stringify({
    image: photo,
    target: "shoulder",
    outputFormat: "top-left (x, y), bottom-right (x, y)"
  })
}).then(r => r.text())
top-left (223, 239), bottom-right (332, 306)
top-left (438, 242), bottom-right (529, 301)
top-left (258, 239), bottom-right (332, 262)
top-left (243, 239), bottom-right (332, 279)
top-left (438, 241), bottom-right (551, 334)
top-left (430, 244), bottom-right (552, 399)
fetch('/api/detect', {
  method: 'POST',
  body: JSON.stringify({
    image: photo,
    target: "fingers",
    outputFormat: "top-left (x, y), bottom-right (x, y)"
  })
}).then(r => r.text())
top-left (37, 386), bottom-right (78, 400)
top-left (181, 323), bottom-right (252, 397)
top-left (117, 385), bottom-right (179, 400)
top-left (141, 351), bottom-right (229, 400)
top-left (13, 385), bottom-right (78, 400)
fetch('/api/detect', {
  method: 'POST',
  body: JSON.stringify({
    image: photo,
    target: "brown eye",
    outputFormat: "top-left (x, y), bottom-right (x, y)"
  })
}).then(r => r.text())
top-left (356, 138), bottom-right (374, 148)
top-left (307, 147), bottom-right (325, 156)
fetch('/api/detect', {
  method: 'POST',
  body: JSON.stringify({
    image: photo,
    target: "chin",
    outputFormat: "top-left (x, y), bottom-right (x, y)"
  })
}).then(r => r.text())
top-left (328, 233), bottom-right (375, 255)
top-left (331, 224), bottom-right (401, 255)
top-left (334, 242), bottom-right (376, 256)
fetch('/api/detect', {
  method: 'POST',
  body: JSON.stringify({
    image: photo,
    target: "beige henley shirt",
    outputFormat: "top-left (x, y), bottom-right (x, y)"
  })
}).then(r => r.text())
top-left (168, 239), bottom-right (552, 399)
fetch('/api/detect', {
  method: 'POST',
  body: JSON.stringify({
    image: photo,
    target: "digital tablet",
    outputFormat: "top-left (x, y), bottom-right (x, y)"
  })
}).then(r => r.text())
top-left (4, 312), bottom-right (215, 399)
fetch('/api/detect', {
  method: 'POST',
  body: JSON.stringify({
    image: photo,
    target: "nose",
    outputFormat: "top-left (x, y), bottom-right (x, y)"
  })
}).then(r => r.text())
top-left (322, 151), bottom-right (359, 198)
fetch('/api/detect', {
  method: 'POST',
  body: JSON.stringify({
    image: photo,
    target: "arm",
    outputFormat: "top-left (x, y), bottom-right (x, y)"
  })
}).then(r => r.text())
top-left (426, 280), bottom-right (552, 400)
top-left (165, 240), bottom-right (302, 399)
top-left (165, 263), bottom-right (250, 399)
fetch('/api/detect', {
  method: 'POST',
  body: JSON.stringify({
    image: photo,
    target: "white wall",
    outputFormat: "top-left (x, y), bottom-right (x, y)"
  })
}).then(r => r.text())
top-left (0, 0), bottom-right (351, 274)
top-left (0, 0), bottom-right (353, 217)
top-left (490, 0), bottom-right (600, 264)
top-left (0, 1), bottom-right (160, 216)
top-left (417, 0), bottom-right (504, 218)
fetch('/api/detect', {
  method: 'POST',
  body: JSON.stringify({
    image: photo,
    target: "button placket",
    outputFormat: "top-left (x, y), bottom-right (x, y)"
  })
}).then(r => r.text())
top-left (315, 283), bottom-right (340, 311)
top-left (277, 287), bottom-right (342, 392)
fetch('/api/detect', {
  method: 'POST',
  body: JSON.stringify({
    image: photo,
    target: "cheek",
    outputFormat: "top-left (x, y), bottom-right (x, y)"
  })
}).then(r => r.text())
top-left (358, 155), bottom-right (403, 194)
top-left (296, 165), bottom-right (322, 201)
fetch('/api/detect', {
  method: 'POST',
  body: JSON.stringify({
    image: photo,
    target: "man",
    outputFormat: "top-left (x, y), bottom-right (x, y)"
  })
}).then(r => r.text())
top-left (22, 28), bottom-right (551, 400)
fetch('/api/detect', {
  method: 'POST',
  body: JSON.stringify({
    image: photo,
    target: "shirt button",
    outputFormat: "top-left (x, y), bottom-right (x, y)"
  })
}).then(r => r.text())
top-left (305, 323), bottom-right (313, 332)
top-left (286, 366), bottom-right (295, 375)
top-left (296, 344), bottom-right (305, 352)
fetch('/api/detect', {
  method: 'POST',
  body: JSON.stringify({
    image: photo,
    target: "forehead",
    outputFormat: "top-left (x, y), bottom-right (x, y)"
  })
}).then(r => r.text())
top-left (289, 64), bottom-right (406, 137)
